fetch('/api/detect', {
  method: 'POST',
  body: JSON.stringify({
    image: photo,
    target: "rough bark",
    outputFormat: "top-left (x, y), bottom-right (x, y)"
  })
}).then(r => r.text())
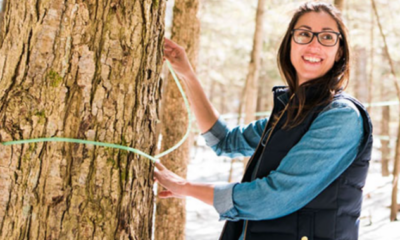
top-left (155, 0), bottom-right (199, 240)
top-left (0, 0), bottom-right (165, 239)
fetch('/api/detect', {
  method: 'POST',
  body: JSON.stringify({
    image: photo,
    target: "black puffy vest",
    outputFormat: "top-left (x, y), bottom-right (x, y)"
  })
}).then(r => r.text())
top-left (219, 86), bottom-right (373, 240)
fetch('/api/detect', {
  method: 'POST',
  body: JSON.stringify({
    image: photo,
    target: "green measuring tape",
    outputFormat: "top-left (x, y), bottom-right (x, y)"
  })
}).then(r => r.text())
top-left (1, 60), bottom-right (191, 163)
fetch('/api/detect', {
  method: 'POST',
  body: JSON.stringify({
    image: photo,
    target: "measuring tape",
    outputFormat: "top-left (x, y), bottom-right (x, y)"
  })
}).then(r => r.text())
top-left (1, 60), bottom-right (191, 163)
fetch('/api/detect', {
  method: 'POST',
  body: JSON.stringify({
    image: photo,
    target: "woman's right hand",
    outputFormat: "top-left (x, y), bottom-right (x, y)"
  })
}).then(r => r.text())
top-left (164, 38), bottom-right (195, 79)
top-left (163, 38), bottom-right (219, 133)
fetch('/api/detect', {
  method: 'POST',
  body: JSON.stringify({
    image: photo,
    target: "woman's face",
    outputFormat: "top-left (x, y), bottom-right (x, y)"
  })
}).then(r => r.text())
top-left (290, 11), bottom-right (342, 86)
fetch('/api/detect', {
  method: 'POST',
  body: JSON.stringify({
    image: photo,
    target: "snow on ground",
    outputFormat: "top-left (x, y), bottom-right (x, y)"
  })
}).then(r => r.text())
top-left (186, 142), bottom-right (400, 240)
top-left (359, 157), bottom-right (400, 240)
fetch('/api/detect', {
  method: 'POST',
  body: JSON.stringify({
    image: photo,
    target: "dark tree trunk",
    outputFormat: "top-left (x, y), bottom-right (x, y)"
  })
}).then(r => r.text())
top-left (0, 0), bottom-right (165, 239)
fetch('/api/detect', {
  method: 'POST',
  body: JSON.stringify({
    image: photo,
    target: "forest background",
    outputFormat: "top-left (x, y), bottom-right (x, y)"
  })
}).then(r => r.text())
top-left (162, 0), bottom-right (400, 239)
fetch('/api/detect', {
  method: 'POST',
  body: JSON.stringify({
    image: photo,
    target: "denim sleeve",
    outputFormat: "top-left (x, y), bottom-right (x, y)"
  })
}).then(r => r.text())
top-left (213, 99), bottom-right (364, 221)
top-left (201, 117), bottom-right (268, 158)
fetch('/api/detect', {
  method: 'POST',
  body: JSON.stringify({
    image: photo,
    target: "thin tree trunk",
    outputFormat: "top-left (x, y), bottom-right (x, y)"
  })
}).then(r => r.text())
top-left (371, 0), bottom-right (400, 221)
top-left (334, 0), bottom-right (345, 11)
top-left (0, 0), bottom-right (165, 239)
top-left (381, 105), bottom-right (390, 176)
top-left (367, 3), bottom-right (374, 115)
top-left (242, 0), bottom-right (266, 168)
top-left (155, 0), bottom-right (199, 239)
top-left (354, 47), bottom-right (368, 103)
top-left (243, 0), bottom-right (265, 125)
top-left (220, 82), bottom-right (226, 115)
top-left (256, 59), bottom-right (267, 121)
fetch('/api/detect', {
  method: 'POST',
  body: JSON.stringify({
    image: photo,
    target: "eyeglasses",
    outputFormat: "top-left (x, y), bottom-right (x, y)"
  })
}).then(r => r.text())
top-left (291, 29), bottom-right (341, 47)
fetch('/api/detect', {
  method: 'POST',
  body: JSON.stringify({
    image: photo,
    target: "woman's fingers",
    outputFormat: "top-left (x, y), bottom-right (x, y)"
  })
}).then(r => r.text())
top-left (164, 38), bottom-right (175, 54)
top-left (163, 37), bottom-right (194, 78)
top-left (164, 48), bottom-right (177, 61)
top-left (164, 37), bottom-right (176, 48)
top-left (153, 163), bottom-right (168, 189)
top-left (153, 160), bottom-right (186, 199)
top-left (154, 161), bottom-right (165, 170)
top-left (158, 190), bottom-right (174, 198)
top-left (163, 38), bottom-right (182, 62)
top-left (158, 190), bottom-right (184, 199)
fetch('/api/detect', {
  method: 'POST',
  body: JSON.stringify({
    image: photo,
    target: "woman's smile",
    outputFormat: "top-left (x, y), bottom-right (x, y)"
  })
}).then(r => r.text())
top-left (290, 11), bottom-right (342, 85)
top-left (302, 55), bottom-right (324, 63)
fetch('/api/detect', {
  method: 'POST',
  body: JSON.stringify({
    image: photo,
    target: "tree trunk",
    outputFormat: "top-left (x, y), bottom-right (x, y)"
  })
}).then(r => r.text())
top-left (241, 0), bottom-right (265, 168)
top-left (155, 0), bottom-right (199, 240)
top-left (0, 0), bottom-right (165, 239)
top-left (381, 105), bottom-right (390, 176)
top-left (334, 0), bottom-right (345, 11)
top-left (354, 47), bottom-right (369, 103)
top-left (256, 80), bottom-right (263, 120)
top-left (367, 2), bottom-right (374, 115)
top-left (220, 82), bottom-right (226, 115)
top-left (256, 61), bottom-right (273, 121)
top-left (379, 60), bottom-right (390, 176)
top-left (243, 0), bottom-right (265, 125)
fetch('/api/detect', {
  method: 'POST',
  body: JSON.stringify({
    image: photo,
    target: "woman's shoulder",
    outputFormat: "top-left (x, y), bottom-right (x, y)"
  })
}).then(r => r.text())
top-left (321, 94), bottom-right (361, 118)
top-left (314, 96), bottom-right (363, 131)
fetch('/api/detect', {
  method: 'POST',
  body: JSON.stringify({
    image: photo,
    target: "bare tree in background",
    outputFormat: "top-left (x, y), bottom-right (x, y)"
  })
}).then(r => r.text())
top-left (380, 89), bottom-right (390, 177)
top-left (240, 0), bottom-right (266, 168)
top-left (256, 58), bottom-right (273, 120)
top-left (155, 0), bottom-right (200, 239)
top-left (334, 0), bottom-right (345, 11)
top-left (371, 0), bottom-right (400, 221)
top-left (0, 0), bottom-right (165, 239)
top-left (370, 4), bottom-right (390, 176)
top-left (367, 4), bottom-right (374, 115)
top-left (242, 0), bottom-right (266, 125)
top-left (354, 47), bottom-right (369, 103)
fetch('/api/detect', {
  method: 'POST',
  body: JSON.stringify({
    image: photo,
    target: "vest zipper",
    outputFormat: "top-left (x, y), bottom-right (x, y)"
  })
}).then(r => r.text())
top-left (242, 93), bottom-right (294, 240)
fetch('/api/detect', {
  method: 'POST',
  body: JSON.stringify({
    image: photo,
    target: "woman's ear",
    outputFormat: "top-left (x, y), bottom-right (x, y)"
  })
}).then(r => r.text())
top-left (335, 47), bottom-right (343, 62)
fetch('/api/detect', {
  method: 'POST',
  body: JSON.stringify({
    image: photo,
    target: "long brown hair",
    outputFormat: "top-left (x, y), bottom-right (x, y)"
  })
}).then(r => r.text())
top-left (277, 1), bottom-right (350, 129)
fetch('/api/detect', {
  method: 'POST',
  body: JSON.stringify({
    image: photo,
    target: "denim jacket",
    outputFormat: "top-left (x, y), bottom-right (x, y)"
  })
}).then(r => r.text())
top-left (202, 91), bottom-right (364, 234)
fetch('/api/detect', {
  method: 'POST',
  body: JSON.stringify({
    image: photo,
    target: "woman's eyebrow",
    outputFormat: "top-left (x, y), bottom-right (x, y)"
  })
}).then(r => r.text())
top-left (296, 25), bottom-right (337, 31)
top-left (297, 25), bottom-right (311, 30)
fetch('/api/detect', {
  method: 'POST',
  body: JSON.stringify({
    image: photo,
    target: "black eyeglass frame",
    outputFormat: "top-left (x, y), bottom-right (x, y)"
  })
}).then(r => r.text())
top-left (291, 29), bottom-right (342, 47)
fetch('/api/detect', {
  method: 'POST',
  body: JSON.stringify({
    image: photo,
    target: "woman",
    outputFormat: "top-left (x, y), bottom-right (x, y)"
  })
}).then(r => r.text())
top-left (155, 2), bottom-right (373, 240)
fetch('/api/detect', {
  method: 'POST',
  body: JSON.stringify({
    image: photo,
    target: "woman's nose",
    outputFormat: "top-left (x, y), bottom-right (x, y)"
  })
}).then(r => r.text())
top-left (307, 36), bottom-right (322, 51)
top-left (309, 35), bottom-right (322, 47)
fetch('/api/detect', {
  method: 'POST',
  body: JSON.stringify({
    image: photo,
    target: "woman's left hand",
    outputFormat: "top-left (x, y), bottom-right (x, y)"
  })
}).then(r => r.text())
top-left (154, 161), bottom-right (188, 199)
